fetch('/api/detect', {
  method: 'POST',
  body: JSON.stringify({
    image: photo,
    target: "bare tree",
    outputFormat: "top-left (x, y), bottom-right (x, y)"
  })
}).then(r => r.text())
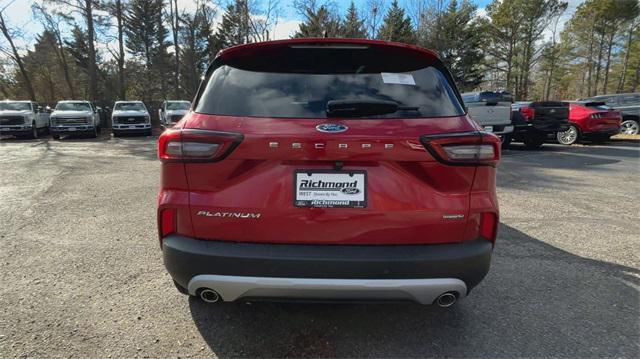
top-left (364, 0), bottom-right (385, 38)
top-left (45, 0), bottom-right (100, 102)
top-left (32, 1), bottom-right (77, 98)
top-left (167, 0), bottom-right (180, 99)
top-left (0, 3), bottom-right (36, 101)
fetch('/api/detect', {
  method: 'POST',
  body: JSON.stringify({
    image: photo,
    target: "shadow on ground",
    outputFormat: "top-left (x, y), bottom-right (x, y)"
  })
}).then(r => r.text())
top-left (187, 224), bottom-right (639, 358)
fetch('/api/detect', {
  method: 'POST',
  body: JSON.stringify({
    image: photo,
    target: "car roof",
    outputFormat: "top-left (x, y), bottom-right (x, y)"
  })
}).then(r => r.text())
top-left (58, 100), bottom-right (91, 103)
top-left (115, 101), bottom-right (144, 103)
top-left (216, 38), bottom-right (440, 62)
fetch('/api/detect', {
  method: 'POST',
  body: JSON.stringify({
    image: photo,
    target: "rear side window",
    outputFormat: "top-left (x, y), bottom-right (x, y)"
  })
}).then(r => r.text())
top-left (195, 47), bottom-right (464, 119)
top-left (620, 94), bottom-right (640, 105)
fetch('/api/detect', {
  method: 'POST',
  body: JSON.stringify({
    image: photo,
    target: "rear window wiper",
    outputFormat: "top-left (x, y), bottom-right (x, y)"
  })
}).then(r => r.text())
top-left (326, 99), bottom-right (419, 117)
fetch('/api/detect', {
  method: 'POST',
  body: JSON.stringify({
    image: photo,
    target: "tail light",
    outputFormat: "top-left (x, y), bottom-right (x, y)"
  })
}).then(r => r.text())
top-left (520, 107), bottom-right (535, 121)
top-left (159, 208), bottom-right (176, 246)
top-left (479, 212), bottom-right (498, 243)
top-left (420, 131), bottom-right (501, 166)
top-left (158, 129), bottom-right (243, 162)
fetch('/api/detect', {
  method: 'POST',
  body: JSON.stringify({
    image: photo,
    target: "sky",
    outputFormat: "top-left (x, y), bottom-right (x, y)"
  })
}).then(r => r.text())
top-left (0, 0), bottom-right (580, 51)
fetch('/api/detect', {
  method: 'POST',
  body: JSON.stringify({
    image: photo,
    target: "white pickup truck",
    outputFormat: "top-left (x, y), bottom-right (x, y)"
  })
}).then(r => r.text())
top-left (111, 101), bottom-right (152, 137)
top-left (158, 100), bottom-right (191, 129)
top-left (50, 100), bottom-right (101, 139)
top-left (0, 100), bottom-right (49, 139)
top-left (461, 91), bottom-right (514, 141)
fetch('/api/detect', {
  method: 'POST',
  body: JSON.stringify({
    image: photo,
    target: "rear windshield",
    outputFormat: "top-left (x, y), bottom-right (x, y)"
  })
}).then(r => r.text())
top-left (196, 57), bottom-right (464, 119)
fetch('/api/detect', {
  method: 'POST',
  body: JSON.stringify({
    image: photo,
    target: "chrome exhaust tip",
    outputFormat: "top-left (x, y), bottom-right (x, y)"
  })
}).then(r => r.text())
top-left (199, 289), bottom-right (220, 303)
top-left (435, 292), bottom-right (457, 308)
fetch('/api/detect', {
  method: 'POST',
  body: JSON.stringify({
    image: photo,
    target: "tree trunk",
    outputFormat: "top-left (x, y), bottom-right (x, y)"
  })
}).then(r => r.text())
top-left (617, 25), bottom-right (634, 92)
top-left (0, 12), bottom-right (37, 101)
top-left (85, 0), bottom-right (98, 102)
top-left (171, 0), bottom-right (180, 99)
top-left (586, 22), bottom-right (596, 96)
top-left (116, 0), bottom-right (126, 100)
top-left (602, 31), bottom-right (614, 94)
top-left (593, 30), bottom-right (605, 96)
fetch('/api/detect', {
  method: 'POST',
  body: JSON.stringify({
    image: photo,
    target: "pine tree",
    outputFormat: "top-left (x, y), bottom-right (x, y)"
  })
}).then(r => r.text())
top-left (65, 26), bottom-right (90, 71)
top-left (213, 0), bottom-right (251, 48)
top-left (125, 0), bottom-right (164, 68)
top-left (340, 2), bottom-right (366, 38)
top-left (422, 0), bottom-right (484, 91)
top-left (125, 0), bottom-right (167, 100)
top-left (377, 0), bottom-right (415, 44)
top-left (294, 5), bottom-right (341, 38)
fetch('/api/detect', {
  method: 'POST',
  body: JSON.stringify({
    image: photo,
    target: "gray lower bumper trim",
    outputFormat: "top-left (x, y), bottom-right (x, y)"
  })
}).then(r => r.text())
top-left (187, 275), bottom-right (467, 304)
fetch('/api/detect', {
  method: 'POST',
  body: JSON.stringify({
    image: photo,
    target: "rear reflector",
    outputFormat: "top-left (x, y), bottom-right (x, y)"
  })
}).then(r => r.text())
top-left (160, 208), bottom-right (176, 238)
top-left (420, 131), bottom-right (501, 166)
top-left (480, 212), bottom-right (497, 243)
top-left (158, 129), bottom-right (243, 162)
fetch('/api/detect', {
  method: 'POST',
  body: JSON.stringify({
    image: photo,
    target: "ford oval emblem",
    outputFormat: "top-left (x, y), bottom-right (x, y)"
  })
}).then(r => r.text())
top-left (341, 187), bottom-right (360, 195)
top-left (316, 123), bottom-right (348, 133)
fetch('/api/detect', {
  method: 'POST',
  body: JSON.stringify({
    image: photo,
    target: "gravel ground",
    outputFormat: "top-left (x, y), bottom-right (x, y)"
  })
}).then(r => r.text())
top-left (0, 133), bottom-right (638, 358)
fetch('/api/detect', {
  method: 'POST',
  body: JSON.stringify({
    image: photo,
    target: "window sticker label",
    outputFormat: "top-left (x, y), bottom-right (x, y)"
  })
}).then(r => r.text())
top-left (381, 73), bottom-right (416, 85)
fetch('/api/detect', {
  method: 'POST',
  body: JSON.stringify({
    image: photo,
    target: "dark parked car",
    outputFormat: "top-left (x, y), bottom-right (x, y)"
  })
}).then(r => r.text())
top-left (581, 93), bottom-right (640, 135)
top-left (510, 101), bottom-right (570, 149)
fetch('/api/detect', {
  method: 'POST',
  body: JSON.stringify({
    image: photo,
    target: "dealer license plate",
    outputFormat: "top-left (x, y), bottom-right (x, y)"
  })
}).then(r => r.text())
top-left (294, 171), bottom-right (366, 208)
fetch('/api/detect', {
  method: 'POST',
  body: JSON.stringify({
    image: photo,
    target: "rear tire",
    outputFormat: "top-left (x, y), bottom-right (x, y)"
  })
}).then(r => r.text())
top-left (620, 119), bottom-right (639, 135)
top-left (52, 134), bottom-right (60, 140)
top-left (557, 125), bottom-right (579, 145)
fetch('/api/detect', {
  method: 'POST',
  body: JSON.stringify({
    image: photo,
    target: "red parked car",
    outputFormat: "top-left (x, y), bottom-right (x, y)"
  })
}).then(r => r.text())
top-left (557, 101), bottom-right (621, 145)
top-left (157, 38), bottom-right (500, 307)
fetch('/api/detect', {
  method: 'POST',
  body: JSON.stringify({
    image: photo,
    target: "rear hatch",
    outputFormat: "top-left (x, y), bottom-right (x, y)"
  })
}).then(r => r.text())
top-left (175, 40), bottom-right (498, 245)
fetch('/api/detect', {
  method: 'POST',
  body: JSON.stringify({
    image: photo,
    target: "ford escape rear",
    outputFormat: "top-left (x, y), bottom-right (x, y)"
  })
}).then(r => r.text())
top-left (157, 39), bottom-right (501, 306)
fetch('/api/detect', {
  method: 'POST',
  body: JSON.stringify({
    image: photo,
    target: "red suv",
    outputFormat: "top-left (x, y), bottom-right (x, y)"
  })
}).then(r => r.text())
top-left (157, 39), bottom-right (500, 307)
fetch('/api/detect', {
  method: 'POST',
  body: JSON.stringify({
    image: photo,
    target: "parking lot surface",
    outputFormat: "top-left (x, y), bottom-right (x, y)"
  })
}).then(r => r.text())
top-left (1, 135), bottom-right (638, 358)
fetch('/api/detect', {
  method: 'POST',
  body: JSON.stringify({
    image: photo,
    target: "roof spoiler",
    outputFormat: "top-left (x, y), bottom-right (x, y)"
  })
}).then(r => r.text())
top-left (582, 101), bottom-right (606, 107)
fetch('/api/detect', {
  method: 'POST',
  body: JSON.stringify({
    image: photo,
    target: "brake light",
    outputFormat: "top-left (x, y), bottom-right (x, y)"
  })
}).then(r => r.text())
top-left (159, 208), bottom-right (176, 242)
top-left (480, 212), bottom-right (498, 243)
top-left (520, 107), bottom-right (535, 121)
top-left (158, 129), bottom-right (243, 162)
top-left (420, 132), bottom-right (501, 166)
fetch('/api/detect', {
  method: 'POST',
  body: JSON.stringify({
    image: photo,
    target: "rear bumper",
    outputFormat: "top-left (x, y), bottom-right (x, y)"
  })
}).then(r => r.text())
top-left (162, 235), bottom-right (493, 303)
